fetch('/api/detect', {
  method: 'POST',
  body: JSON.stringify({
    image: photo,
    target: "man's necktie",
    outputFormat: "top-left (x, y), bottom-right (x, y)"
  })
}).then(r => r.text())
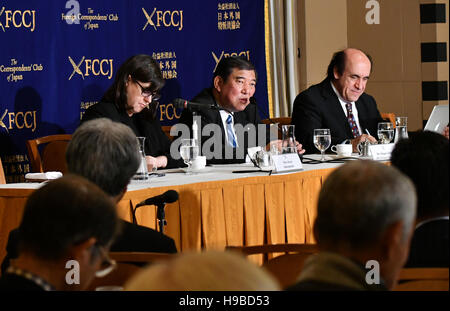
top-left (226, 115), bottom-right (237, 148)
top-left (346, 103), bottom-right (360, 138)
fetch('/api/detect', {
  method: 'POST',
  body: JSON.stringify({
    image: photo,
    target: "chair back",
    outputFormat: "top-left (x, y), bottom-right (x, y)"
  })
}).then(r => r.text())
top-left (381, 112), bottom-right (396, 127)
top-left (394, 267), bottom-right (449, 291)
top-left (161, 125), bottom-right (174, 141)
top-left (261, 117), bottom-right (292, 139)
top-left (226, 243), bottom-right (318, 289)
top-left (0, 157), bottom-right (5, 184)
top-left (26, 134), bottom-right (72, 173)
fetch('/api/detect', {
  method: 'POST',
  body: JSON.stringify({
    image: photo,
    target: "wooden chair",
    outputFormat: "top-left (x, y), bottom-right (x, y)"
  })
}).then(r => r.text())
top-left (261, 117), bottom-right (292, 126)
top-left (381, 112), bottom-right (396, 127)
top-left (394, 267), bottom-right (449, 291)
top-left (161, 125), bottom-right (174, 141)
top-left (86, 252), bottom-right (175, 291)
top-left (226, 243), bottom-right (319, 289)
top-left (26, 134), bottom-right (72, 173)
top-left (261, 117), bottom-right (292, 138)
top-left (0, 157), bottom-right (5, 184)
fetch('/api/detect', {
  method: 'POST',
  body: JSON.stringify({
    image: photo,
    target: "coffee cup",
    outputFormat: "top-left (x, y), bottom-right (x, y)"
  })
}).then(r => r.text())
top-left (191, 156), bottom-right (206, 170)
top-left (331, 144), bottom-right (352, 157)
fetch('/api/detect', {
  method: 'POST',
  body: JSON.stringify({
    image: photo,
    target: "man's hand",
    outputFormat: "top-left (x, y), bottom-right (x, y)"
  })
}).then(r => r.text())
top-left (443, 126), bottom-right (449, 140)
top-left (146, 155), bottom-right (168, 171)
top-left (351, 134), bottom-right (377, 153)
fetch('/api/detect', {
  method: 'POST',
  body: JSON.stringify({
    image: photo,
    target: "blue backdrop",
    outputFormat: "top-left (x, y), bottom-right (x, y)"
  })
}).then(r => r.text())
top-left (0, 0), bottom-right (269, 182)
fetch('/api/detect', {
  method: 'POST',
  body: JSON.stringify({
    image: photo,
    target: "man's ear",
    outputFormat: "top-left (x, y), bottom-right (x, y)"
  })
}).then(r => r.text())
top-left (214, 76), bottom-right (223, 93)
top-left (113, 187), bottom-right (127, 203)
top-left (380, 221), bottom-right (404, 261)
top-left (333, 67), bottom-right (341, 80)
top-left (69, 237), bottom-right (97, 263)
top-left (126, 74), bottom-right (132, 87)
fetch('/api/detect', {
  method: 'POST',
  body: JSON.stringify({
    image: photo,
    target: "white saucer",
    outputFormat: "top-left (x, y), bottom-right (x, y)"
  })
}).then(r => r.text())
top-left (182, 167), bottom-right (212, 173)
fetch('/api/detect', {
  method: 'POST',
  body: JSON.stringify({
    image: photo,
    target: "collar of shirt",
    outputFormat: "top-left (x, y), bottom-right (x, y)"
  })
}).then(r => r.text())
top-left (219, 110), bottom-right (239, 148)
top-left (6, 266), bottom-right (55, 291)
top-left (330, 81), bottom-right (362, 135)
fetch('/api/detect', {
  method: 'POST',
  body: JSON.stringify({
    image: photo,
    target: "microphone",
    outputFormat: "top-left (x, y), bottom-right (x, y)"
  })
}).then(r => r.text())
top-left (135, 190), bottom-right (179, 208)
top-left (172, 98), bottom-right (220, 111)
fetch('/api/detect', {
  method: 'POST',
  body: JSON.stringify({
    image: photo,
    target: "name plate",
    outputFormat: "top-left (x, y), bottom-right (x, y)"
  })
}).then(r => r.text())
top-left (272, 153), bottom-right (303, 173)
top-left (369, 143), bottom-right (395, 161)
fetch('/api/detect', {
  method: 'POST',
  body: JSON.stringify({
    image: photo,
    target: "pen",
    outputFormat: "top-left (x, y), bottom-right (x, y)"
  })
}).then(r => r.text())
top-left (365, 129), bottom-right (371, 136)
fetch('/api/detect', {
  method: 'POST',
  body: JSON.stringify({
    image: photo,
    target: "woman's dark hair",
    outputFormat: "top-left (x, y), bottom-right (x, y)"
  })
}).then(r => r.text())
top-left (102, 54), bottom-right (164, 117)
top-left (213, 56), bottom-right (257, 85)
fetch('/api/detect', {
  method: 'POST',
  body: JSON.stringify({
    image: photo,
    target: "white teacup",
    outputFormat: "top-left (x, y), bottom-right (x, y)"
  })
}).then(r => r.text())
top-left (191, 156), bottom-right (206, 170)
top-left (331, 144), bottom-right (352, 157)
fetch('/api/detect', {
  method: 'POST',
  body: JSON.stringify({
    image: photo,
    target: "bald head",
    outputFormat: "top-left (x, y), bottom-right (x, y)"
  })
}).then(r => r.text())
top-left (327, 48), bottom-right (372, 102)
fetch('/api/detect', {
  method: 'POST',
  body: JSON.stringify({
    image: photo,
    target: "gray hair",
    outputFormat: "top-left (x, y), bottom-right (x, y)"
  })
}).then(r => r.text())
top-left (66, 118), bottom-right (140, 197)
top-left (315, 160), bottom-right (416, 250)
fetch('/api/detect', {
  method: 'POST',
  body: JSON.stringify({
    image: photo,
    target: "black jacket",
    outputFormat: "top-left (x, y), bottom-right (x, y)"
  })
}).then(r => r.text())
top-left (82, 101), bottom-right (183, 168)
top-left (291, 78), bottom-right (383, 153)
top-left (177, 88), bottom-right (272, 164)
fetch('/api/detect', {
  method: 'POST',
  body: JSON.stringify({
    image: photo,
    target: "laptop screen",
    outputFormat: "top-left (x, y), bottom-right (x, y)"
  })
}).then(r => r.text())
top-left (424, 105), bottom-right (449, 133)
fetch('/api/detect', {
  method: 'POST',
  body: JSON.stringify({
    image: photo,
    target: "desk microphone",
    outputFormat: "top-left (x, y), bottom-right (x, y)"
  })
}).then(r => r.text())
top-left (172, 98), bottom-right (220, 111)
top-left (135, 190), bottom-right (179, 208)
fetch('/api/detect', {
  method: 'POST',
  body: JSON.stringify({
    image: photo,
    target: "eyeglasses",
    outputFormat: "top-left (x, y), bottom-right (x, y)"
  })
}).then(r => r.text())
top-left (95, 246), bottom-right (117, 278)
top-left (134, 79), bottom-right (161, 102)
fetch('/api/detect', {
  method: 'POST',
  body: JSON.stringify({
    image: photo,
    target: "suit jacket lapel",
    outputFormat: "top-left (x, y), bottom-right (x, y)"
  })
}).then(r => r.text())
top-left (320, 80), bottom-right (352, 135)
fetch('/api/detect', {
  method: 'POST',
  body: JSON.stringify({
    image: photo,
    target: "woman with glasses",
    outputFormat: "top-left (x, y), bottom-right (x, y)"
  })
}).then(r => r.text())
top-left (82, 54), bottom-right (183, 170)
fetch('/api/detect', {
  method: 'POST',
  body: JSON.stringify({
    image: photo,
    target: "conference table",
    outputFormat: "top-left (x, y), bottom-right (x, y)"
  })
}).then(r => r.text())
top-left (0, 154), bottom-right (349, 263)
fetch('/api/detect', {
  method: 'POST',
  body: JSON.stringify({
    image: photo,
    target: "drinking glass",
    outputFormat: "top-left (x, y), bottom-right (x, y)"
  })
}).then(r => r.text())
top-left (132, 137), bottom-right (149, 181)
top-left (281, 125), bottom-right (296, 154)
top-left (377, 122), bottom-right (394, 144)
top-left (180, 139), bottom-right (199, 174)
top-left (313, 129), bottom-right (331, 162)
top-left (394, 117), bottom-right (408, 143)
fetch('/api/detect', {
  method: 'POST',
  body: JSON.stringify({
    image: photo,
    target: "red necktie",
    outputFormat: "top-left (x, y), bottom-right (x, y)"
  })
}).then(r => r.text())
top-left (346, 103), bottom-right (360, 138)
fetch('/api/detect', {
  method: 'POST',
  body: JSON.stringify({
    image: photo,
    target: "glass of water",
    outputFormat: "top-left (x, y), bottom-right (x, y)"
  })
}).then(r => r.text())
top-left (313, 129), bottom-right (331, 162)
top-left (180, 139), bottom-right (199, 174)
top-left (377, 122), bottom-right (394, 144)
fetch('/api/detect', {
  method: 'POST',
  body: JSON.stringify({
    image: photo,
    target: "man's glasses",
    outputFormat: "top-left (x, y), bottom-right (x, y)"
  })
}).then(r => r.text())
top-left (95, 246), bottom-right (117, 278)
top-left (134, 79), bottom-right (161, 102)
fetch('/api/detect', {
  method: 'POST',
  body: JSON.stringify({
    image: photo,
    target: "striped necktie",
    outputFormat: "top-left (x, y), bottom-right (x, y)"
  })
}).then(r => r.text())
top-left (346, 103), bottom-right (360, 138)
top-left (226, 115), bottom-right (237, 148)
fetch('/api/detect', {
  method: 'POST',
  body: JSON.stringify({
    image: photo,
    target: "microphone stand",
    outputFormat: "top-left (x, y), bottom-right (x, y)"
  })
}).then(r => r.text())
top-left (156, 202), bottom-right (168, 234)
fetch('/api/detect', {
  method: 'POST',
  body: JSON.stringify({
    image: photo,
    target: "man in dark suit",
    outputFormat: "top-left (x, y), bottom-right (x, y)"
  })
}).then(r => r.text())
top-left (287, 161), bottom-right (417, 291)
top-left (1, 118), bottom-right (177, 275)
top-left (177, 56), bottom-right (304, 164)
top-left (391, 131), bottom-right (449, 267)
top-left (291, 48), bottom-right (383, 153)
top-left (0, 175), bottom-right (119, 290)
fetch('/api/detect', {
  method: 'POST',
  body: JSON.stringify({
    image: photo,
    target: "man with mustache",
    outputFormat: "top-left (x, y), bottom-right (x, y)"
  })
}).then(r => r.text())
top-left (291, 48), bottom-right (383, 153)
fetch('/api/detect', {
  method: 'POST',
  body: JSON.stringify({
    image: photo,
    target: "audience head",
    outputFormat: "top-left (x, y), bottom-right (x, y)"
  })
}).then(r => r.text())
top-left (327, 48), bottom-right (373, 102)
top-left (124, 250), bottom-right (280, 291)
top-left (314, 160), bottom-right (416, 289)
top-left (103, 54), bottom-right (164, 116)
top-left (391, 130), bottom-right (449, 221)
top-left (212, 56), bottom-right (257, 112)
top-left (66, 118), bottom-right (140, 199)
top-left (17, 175), bottom-right (119, 290)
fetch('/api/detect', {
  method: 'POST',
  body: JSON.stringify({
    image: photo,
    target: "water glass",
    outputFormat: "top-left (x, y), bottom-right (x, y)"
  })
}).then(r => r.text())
top-left (180, 139), bottom-right (199, 174)
top-left (313, 129), bottom-right (331, 162)
top-left (281, 125), bottom-right (296, 154)
top-left (394, 117), bottom-right (408, 143)
top-left (377, 122), bottom-right (394, 144)
top-left (133, 137), bottom-right (149, 181)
